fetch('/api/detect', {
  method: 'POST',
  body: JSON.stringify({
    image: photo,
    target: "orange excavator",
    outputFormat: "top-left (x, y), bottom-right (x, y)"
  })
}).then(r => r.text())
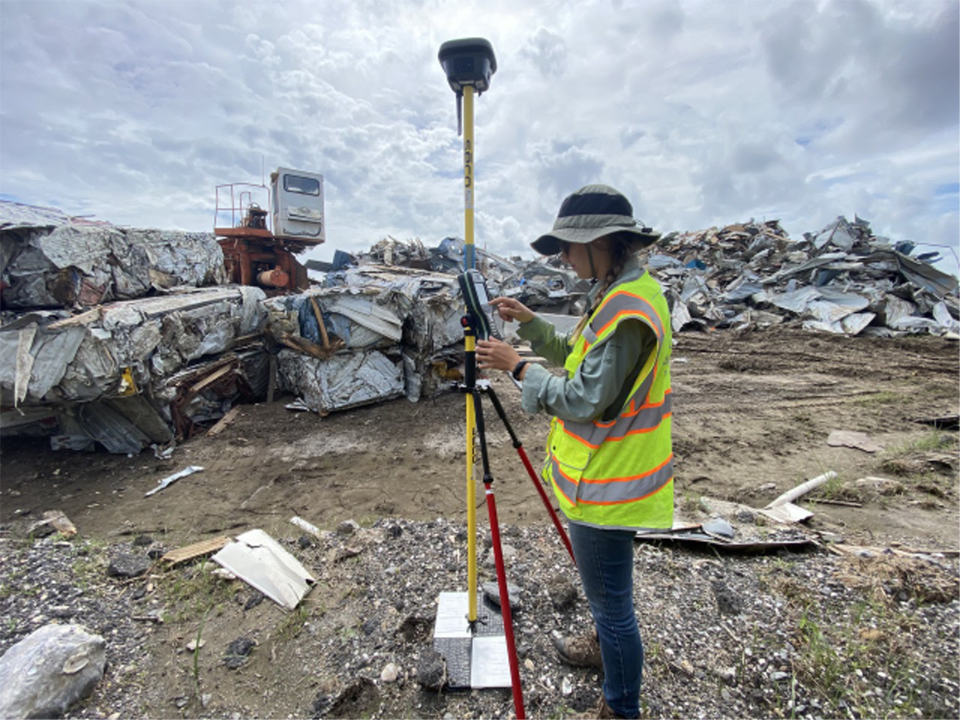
top-left (214, 167), bottom-right (325, 292)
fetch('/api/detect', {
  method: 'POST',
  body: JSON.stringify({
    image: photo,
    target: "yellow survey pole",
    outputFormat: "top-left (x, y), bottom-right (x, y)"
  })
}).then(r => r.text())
top-left (462, 84), bottom-right (478, 622)
top-left (439, 37), bottom-right (495, 627)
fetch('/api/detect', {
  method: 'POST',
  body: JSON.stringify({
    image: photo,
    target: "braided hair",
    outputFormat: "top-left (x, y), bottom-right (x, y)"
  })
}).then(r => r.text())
top-left (570, 233), bottom-right (637, 343)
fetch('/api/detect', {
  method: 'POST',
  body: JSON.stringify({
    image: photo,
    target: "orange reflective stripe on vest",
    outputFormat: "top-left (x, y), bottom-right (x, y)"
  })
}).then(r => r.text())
top-left (581, 291), bottom-right (665, 350)
top-left (549, 452), bottom-right (674, 505)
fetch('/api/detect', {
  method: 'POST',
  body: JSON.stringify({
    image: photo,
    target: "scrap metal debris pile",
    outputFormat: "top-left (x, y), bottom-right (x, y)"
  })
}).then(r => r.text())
top-left (653, 216), bottom-right (959, 336)
top-left (1, 199), bottom-right (957, 455)
top-left (341, 235), bottom-right (591, 315)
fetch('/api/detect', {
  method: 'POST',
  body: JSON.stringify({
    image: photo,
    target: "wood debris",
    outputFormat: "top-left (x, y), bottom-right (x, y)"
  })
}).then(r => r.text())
top-left (160, 536), bottom-right (231, 567)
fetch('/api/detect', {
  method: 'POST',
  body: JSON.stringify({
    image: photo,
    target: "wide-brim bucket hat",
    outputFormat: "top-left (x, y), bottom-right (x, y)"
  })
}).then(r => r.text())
top-left (531, 184), bottom-right (660, 256)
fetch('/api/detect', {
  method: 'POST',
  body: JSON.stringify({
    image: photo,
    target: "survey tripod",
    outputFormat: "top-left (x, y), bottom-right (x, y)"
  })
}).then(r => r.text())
top-left (438, 37), bottom-right (575, 720)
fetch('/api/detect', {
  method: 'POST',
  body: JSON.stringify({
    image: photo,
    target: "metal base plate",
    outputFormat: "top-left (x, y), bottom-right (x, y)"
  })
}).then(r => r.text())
top-left (433, 591), bottom-right (511, 689)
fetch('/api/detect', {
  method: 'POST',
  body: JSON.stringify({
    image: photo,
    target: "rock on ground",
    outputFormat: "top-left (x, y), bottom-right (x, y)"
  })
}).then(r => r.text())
top-left (0, 623), bottom-right (106, 719)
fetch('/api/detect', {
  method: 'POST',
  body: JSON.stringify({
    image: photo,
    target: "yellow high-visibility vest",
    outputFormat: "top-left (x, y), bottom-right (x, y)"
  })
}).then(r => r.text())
top-left (543, 271), bottom-right (674, 529)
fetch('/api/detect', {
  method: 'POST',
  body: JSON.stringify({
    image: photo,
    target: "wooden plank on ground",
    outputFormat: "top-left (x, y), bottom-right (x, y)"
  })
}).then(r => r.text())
top-left (161, 535), bottom-right (231, 566)
top-left (206, 407), bottom-right (241, 437)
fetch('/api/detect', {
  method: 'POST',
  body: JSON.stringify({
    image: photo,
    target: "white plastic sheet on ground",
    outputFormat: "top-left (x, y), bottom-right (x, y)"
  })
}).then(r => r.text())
top-left (212, 529), bottom-right (315, 610)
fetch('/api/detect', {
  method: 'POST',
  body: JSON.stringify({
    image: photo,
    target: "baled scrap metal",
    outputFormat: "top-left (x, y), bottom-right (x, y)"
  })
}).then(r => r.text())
top-left (276, 347), bottom-right (404, 415)
top-left (309, 291), bottom-right (403, 348)
top-left (0, 212), bottom-right (228, 309)
top-left (0, 322), bottom-right (86, 405)
top-left (326, 295), bottom-right (402, 344)
top-left (324, 264), bottom-right (464, 351)
top-left (0, 200), bottom-right (74, 231)
top-left (41, 394), bottom-right (174, 455)
top-left (268, 265), bottom-right (466, 406)
top-left (0, 286), bottom-right (267, 451)
top-left (265, 289), bottom-right (401, 352)
top-left (328, 236), bottom-right (584, 315)
top-left (100, 288), bottom-right (265, 381)
top-left (72, 401), bottom-right (154, 455)
top-left (331, 266), bottom-right (468, 396)
top-left (403, 282), bottom-right (466, 398)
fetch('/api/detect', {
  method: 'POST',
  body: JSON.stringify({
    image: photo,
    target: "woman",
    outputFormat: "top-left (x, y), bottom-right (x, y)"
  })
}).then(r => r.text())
top-left (476, 184), bottom-right (674, 720)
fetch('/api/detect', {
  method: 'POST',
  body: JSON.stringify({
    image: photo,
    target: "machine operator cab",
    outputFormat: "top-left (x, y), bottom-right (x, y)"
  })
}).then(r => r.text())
top-left (271, 168), bottom-right (324, 243)
top-left (214, 167), bottom-right (325, 292)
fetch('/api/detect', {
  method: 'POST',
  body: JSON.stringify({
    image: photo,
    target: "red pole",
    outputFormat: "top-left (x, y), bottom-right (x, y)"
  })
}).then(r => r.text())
top-left (484, 482), bottom-right (525, 720)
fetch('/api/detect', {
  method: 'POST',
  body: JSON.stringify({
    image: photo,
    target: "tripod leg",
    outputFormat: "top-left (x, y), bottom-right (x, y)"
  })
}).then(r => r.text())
top-left (484, 482), bottom-right (525, 719)
top-left (485, 386), bottom-right (576, 565)
top-left (473, 394), bottom-right (525, 719)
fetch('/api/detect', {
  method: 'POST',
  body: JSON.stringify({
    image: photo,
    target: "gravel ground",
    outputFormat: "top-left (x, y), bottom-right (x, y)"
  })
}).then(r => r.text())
top-left (1, 517), bottom-right (958, 720)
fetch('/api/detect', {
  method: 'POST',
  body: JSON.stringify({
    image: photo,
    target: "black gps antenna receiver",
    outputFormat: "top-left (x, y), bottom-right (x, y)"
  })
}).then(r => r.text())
top-left (438, 38), bottom-right (497, 135)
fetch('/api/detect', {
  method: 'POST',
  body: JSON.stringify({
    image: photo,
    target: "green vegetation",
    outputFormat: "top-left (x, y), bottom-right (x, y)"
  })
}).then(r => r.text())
top-left (159, 559), bottom-right (237, 624)
top-left (681, 489), bottom-right (702, 514)
top-left (274, 604), bottom-right (310, 642)
top-left (71, 551), bottom-right (107, 590)
top-left (876, 431), bottom-right (958, 500)
top-left (761, 557), bottom-right (949, 719)
top-left (796, 611), bottom-right (845, 701)
top-left (192, 613), bottom-right (207, 700)
top-left (854, 391), bottom-right (902, 406)
top-left (884, 430), bottom-right (957, 457)
top-left (811, 472), bottom-right (850, 501)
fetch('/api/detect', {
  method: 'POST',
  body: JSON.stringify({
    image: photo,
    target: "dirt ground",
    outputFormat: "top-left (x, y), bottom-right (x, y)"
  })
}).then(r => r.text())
top-left (0, 326), bottom-right (958, 719)
top-left (2, 326), bottom-right (957, 549)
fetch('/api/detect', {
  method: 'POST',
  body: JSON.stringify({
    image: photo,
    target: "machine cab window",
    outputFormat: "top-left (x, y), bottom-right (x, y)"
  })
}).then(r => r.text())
top-left (283, 174), bottom-right (321, 196)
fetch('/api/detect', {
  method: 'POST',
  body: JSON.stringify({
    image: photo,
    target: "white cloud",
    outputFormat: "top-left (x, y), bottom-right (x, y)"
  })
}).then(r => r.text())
top-left (0, 0), bottom-right (956, 274)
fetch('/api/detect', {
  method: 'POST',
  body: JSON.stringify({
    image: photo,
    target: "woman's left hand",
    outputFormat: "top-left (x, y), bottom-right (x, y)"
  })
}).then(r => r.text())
top-left (476, 338), bottom-right (522, 373)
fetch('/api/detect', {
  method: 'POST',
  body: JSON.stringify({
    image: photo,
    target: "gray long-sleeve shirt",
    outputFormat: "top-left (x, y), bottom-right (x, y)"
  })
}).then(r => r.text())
top-left (518, 256), bottom-right (659, 423)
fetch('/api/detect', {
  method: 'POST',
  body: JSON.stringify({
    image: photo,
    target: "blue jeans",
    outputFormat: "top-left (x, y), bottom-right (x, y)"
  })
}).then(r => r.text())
top-left (568, 521), bottom-right (642, 719)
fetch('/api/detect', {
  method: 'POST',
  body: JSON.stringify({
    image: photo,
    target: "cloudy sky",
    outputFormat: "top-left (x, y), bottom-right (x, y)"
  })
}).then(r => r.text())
top-left (1, 0), bottom-right (958, 273)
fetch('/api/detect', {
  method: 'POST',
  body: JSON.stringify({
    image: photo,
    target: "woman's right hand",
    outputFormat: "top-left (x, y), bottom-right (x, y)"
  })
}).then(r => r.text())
top-left (489, 297), bottom-right (535, 324)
